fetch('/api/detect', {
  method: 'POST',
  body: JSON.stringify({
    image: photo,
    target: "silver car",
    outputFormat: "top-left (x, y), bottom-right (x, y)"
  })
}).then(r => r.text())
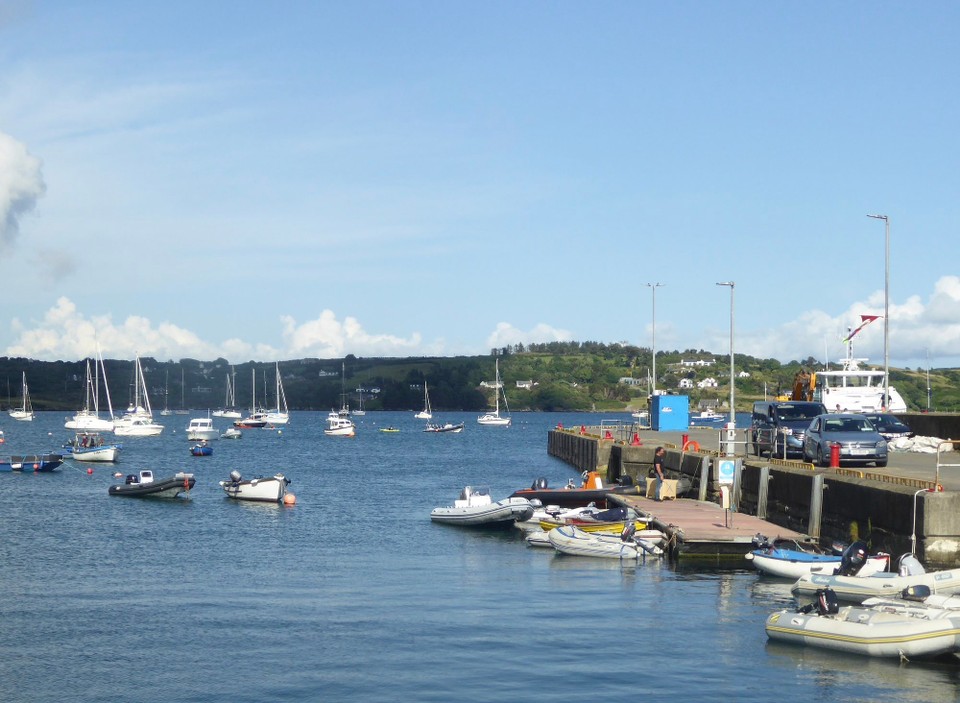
top-left (802, 413), bottom-right (888, 467)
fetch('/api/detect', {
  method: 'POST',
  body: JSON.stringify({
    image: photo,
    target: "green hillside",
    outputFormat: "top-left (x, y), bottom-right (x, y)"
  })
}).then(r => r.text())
top-left (2, 343), bottom-right (958, 413)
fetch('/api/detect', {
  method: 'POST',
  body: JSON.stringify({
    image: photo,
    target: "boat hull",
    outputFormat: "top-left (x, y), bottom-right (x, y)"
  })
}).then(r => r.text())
top-left (66, 445), bottom-right (121, 462)
top-left (108, 473), bottom-right (195, 498)
top-left (547, 525), bottom-right (662, 559)
top-left (765, 607), bottom-right (960, 659)
top-left (430, 497), bottom-right (534, 526)
top-left (747, 549), bottom-right (889, 580)
top-left (220, 474), bottom-right (289, 502)
top-left (0, 454), bottom-right (64, 472)
top-left (792, 568), bottom-right (960, 603)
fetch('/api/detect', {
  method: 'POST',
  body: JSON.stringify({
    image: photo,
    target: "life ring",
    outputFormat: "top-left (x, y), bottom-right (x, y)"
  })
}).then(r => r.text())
top-left (682, 440), bottom-right (701, 452)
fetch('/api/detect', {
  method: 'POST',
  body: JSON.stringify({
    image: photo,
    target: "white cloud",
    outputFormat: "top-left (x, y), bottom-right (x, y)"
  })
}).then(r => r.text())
top-left (0, 131), bottom-right (45, 249)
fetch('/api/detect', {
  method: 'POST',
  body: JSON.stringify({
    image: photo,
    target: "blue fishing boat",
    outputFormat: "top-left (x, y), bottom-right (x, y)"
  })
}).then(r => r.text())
top-left (0, 453), bottom-right (64, 472)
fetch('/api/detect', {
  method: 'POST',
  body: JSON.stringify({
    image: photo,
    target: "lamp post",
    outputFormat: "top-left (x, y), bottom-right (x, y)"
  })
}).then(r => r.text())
top-left (867, 214), bottom-right (890, 409)
top-left (716, 281), bottom-right (735, 425)
top-left (646, 283), bottom-right (663, 397)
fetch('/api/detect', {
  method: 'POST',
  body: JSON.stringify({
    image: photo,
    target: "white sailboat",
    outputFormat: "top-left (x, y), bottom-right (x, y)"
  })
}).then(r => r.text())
top-left (265, 362), bottom-right (290, 425)
top-left (159, 370), bottom-right (173, 416)
top-left (415, 382), bottom-right (433, 420)
top-left (8, 372), bottom-right (34, 421)
top-left (477, 359), bottom-right (511, 427)
top-left (213, 368), bottom-right (242, 418)
top-left (113, 356), bottom-right (164, 436)
top-left (235, 368), bottom-right (269, 428)
top-left (325, 362), bottom-right (356, 436)
top-left (65, 353), bottom-right (115, 431)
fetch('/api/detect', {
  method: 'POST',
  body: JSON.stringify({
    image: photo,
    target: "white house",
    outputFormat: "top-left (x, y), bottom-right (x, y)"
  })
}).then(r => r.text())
top-left (697, 377), bottom-right (719, 389)
top-left (678, 378), bottom-right (694, 389)
top-left (515, 380), bottom-right (537, 389)
top-left (618, 377), bottom-right (645, 387)
top-left (680, 359), bottom-right (715, 367)
top-left (738, 370), bottom-right (751, 378)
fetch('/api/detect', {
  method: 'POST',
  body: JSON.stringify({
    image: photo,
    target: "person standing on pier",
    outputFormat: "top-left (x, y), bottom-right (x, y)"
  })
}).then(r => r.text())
top-left (653, 446), bottom-right (666, 501)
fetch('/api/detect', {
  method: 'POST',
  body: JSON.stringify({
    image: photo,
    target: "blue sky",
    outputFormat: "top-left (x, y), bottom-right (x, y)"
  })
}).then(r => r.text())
top-left (1, 2), bottom-right (958, 369)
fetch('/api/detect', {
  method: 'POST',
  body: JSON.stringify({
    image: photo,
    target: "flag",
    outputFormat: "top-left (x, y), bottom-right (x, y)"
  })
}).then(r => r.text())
top-left (842, 314), bottom-right (881, 343)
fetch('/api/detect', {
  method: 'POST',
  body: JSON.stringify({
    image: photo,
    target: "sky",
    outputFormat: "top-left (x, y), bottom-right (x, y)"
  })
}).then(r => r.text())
top-left (1, 2), bottom-right (958, 369)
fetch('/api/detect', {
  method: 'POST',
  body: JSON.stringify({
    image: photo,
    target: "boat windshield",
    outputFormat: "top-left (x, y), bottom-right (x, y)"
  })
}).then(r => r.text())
top-left (460, 486), bottom-right (491, 500)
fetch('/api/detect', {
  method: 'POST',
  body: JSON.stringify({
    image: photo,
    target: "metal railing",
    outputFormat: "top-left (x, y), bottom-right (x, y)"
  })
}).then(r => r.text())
top-left (935, 440), bottom-right (960, 489)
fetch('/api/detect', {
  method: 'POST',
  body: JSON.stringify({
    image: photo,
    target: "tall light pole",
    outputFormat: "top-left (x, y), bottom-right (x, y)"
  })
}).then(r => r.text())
top-left (716, 281), bottom-right (735, 425)
top-left (867, 214), bottom-right (890, 409)
top-left (646, 283), bottom-right (663, 397)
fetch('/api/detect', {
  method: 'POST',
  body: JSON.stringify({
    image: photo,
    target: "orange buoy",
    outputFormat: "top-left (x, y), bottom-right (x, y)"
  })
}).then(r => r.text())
top-left (87, 468), bottom-right (94, 475)
top-left (682, 439), bottom-right (701, 452)
top-left (283, 493), bottom-right (296, 505)
top-left (33, 463), bottom-right (39, 470)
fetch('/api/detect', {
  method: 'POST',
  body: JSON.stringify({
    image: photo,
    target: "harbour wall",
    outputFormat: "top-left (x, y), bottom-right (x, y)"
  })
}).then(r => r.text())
top-left (547, 428), bottom-right (960, 568)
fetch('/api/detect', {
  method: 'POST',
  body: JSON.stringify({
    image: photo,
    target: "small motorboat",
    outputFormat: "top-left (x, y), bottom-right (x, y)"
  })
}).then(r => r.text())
top-left (186, 417), bottom-right (219, 441)
top-left (766, 585), bottom-right (960, 660)
top-left (379, 426), bottom-right (400, 433)
top-left (220, 428), bottom-right (242, 439)
top-left (430, 486), bottom-right (534, 527)
top-left (324, 410), bottom-right (356, 437)
top-left (219, 470), bottom-right (290, 503)
top-left (746, 537), bottom-right (890, 580)
top-left (0, 453), bottom-right (64, 472)
top-left (108, 470), bottom-right (195, 498)
top-left (547, 523), bottom-right (664, 560)
top-left (509, 472), bottom-right (640, 508)
top-left (792, 552), bottom-right (960, 603)
top-left (190, 442), bottom-right (213, 456)
top-left (538, 505), bottom-right (649, 534)
top-left (64, 432), bottom-right (122, 463)
top-left (424, 422), bottom-right (464, 434)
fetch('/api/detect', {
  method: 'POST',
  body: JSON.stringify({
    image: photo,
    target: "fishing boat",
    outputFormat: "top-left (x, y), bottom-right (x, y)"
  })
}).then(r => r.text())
top-left (477, 359), bottom-right (511, 426)
top-left (108, 470), bottom-right (195, 498)
top-left (113, 356), bottom-right (164, 436)
top-left (792, 553), bottom-right (960, 603)
top-left (415, 382), bottom-right (432, 420)
top-left (430, 486), bottom-right (534, 527)
top-left (221, 427), bottom-right (242, 439)
top-left (806, 339), bottom-right (908, 413)
top-left (0, 453), bottom-right (64, 472)
top-left (766, 585), bottom-right (960, 659)
top-left (212, 369), bottom-right (242, 418)
top-left (547, 524), bottom-right (664, 559)
top-left (65, 353), bottom-right (115, 431)
top-left (264, 362), bottom-right (290, 425)
top-left (186, 417), bottom-right (219, 441)
top-left (424, 421), bottom-right (464, 434)
top-left (64, 432), bottom-right (121, 462)
top-left (746, 537), bottom-right (890, 580)
top-left (219, 470), bottom-right (290, 503)
top-left (508, 471), bottom-right (640, 508)
top-left (190, 442), bottom-right (213, 456)
top-left (8, 372), bottom-right (34, 421)
top-left (689, 408), bottom-right (725, 428)
top-left (324, 409), bottom-right (356, 437)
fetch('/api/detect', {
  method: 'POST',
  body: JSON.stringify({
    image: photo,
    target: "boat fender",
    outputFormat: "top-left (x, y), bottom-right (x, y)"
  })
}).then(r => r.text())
top-left (682, 440), bottom-right (700, 452)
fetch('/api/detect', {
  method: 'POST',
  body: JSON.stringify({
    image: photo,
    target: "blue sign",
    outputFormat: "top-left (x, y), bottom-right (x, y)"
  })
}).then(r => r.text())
top-left (718, 459), bottom-right (736, 485)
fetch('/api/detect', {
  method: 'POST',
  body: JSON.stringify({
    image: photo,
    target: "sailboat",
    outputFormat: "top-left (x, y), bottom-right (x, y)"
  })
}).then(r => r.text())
top-left (414, 382), bottom-right (433, 420)
top-left (113, 356), bottom-right (164, 436)
top-left (265, 362), bottom-right (290, 425)
top-left (235, 369), bottom-right (269, 428)
top-left (65, 353), bottom-right (115, 431)
top-left (8, 372), bottom-right (35, 421)
top-left (175, 366), bottom-right (189, 414)
top-left (477, 359), bottom-right (511, 427)
top-left (159, 370), bottom-right (173, 416)
top-left (213, 368), bottom-right (242, 418)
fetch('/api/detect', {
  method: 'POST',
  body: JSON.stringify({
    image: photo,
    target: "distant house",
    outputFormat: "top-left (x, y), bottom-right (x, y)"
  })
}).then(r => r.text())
top-left (680, 359), bottom-right (715, 368)
top-left (479, 380), bottom-right (502, 389)
top-left (515, 380), bottom-right (537, 389)
top-left (678, 378), bottom-right (694, 389)
top-left (738, 370), bottom-right (751, 378)
top-left (697, 377), bottom-right (719, 389)
top-left (618, 377), bottom-right (645, 387)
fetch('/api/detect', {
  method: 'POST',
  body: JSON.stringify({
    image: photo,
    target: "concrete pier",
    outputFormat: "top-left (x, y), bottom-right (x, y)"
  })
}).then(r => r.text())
top-left (548, 420), bottom-right (960, 568)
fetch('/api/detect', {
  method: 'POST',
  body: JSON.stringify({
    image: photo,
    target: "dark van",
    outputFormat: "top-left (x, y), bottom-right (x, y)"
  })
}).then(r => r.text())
top-left (751, 400), bottom-right (827, 458)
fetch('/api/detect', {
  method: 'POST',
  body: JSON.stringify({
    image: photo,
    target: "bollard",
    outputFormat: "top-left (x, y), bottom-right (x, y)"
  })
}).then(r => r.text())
top-left (630, 432), bottom-right (642, 446)
top-left (830, 442), bottom-right (841, 468)
top-left (682, 433), bottom-right (689, 448)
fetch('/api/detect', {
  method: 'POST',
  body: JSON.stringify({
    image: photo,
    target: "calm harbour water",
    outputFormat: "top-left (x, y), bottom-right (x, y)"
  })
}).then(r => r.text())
top-left (1, 411), bottom-right (959, 703)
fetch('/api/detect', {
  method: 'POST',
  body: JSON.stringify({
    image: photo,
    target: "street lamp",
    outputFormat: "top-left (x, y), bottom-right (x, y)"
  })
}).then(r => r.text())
top-left (867, 214), bottom-right (890, 409)
top-left (716, 282), bottom-right (735, 425)
top-left (646, 283), bottom-right (663, 397)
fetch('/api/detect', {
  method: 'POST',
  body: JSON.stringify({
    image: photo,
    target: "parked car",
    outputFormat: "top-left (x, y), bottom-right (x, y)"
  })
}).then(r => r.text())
top-left (862, 413), bottom-right (915, 442)
top-left (802, 413), bottom-right (888, 467)
top-left (750, 400), bottom-right (827, 458)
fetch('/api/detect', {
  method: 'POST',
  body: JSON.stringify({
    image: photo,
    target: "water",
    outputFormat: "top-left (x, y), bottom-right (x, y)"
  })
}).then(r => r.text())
top-left (1, 411), bottom-right (959, 702)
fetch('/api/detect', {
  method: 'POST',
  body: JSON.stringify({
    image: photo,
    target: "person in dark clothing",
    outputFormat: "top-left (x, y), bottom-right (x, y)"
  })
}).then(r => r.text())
top-left (653, 446), bottom-right (666, 501)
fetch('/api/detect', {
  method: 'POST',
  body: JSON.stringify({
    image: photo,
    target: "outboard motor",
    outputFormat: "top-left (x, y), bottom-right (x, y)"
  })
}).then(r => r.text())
top-left (752, 534), bottom-right (771, 550)
top-left (617, 474), bottom-right (634, 487)
top-left (816, 588), bottom-right (840, 615)
top-left (125, 473), bottom-right (138, 485)
top-left (899, 553), bottom-right (926, 576)
top-left (835, 540), bottom-right (868, 576)
top-left (229, 470), bottom-right (242, 483)
top-left (531, 477), bottom-right (548, 490)
top-left (620, 522), bottom-right (637, 543)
